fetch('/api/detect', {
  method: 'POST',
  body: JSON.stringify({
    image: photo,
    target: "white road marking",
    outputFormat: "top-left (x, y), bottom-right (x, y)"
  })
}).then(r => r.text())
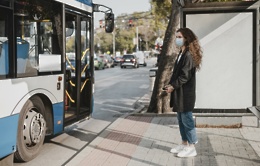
top-left (139, 84), bottom-right (149, 89)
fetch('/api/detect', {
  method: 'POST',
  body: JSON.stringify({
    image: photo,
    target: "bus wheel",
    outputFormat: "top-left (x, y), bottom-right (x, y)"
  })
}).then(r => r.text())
top-left (14, 96), bottom-right (46, 162)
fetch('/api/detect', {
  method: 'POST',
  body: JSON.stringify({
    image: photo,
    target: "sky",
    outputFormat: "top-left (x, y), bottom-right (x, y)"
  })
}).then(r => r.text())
top-left (93, 0), bottom-right (151, 28)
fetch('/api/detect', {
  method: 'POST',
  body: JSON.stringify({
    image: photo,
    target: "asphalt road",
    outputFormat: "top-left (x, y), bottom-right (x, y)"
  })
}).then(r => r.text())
top-left (14, 57), bottom-right (156, 166)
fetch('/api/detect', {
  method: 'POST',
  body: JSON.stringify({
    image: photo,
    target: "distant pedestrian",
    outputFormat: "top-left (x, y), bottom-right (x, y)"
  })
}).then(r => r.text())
top-left (164, 27), bottom-right (202, 157)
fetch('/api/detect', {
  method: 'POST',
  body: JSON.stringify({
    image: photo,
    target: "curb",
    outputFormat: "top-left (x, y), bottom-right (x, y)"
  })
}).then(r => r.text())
top-left (132, 93), bottom-right (256, 128)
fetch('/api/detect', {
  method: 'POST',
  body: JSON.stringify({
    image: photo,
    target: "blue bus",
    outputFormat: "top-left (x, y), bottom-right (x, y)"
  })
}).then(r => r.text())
top-left (0, 0), bottom-right (114, 164)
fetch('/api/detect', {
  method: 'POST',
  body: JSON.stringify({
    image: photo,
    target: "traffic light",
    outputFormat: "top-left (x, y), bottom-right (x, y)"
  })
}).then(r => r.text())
top-left (128, 19), bottom-right (134, 27)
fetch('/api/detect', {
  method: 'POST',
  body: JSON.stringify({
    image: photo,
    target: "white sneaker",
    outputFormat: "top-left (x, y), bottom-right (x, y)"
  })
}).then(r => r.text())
top-left (177, 146), bottom-right (197, 157)
top-left (170, 144), bottom-right (186, 154)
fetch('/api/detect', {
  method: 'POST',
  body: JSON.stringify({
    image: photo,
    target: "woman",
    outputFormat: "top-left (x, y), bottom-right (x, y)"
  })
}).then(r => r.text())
top-left (165, 28), bottom-right (202, 157)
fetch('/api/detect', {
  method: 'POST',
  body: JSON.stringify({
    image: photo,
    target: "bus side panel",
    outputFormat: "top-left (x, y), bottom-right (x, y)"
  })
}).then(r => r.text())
top-left (53, 102), bottom-right (64, 135)
top-left (0, 114), bottom-right (19, 158)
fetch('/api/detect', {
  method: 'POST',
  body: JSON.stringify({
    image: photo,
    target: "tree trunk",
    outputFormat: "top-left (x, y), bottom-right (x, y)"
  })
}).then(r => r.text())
top-left (147, 1), bottom-right (181, 113)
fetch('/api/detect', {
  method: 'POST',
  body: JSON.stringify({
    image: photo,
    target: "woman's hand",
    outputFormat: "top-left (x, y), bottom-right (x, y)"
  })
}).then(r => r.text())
top-left (164, 85), bottom-right (174, 93)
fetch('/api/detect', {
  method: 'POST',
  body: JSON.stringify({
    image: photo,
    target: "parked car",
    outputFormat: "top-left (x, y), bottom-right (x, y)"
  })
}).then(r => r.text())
top-left (94, 55), bottom-right (105, 70)
top-left (66, 58), bottom-right (86, 72)
top-left (99, 54), bottom-right (115, 68)
top-left (135, 51), bottom-right (147, 67)
top-left (113, 56), bottom-right (122, 66)
top-left (120, 54), bottom-right (139, 68)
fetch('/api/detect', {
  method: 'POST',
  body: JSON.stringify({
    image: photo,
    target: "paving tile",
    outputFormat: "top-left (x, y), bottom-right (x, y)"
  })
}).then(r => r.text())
top-left (67, 111), bottom-right (260, 166)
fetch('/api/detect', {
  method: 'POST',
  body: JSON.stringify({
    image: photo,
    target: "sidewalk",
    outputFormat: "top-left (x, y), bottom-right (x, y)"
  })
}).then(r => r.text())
top-left (66, 95), bottom-right (260, 166)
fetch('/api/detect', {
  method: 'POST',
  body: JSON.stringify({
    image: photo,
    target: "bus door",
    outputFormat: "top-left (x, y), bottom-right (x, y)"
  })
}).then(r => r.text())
top-left (65, 12), bottom-right (92, 123)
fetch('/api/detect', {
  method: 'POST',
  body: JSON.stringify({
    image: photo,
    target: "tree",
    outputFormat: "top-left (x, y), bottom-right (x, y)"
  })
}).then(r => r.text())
top-left (94, 32), bottom-right (113, 54)
top-left (115, 29), bottom-right (135, 53)
top-left (147, 0), bottom-right (187, 113)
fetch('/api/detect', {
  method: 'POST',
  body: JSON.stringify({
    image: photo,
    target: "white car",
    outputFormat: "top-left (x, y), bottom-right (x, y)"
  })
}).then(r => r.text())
top-left (135, 51), bottom-right (147, 67)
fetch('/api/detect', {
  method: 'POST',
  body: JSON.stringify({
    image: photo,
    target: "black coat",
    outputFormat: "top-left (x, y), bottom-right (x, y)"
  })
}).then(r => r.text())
top-left (169, 49), bottom-right (196, 112)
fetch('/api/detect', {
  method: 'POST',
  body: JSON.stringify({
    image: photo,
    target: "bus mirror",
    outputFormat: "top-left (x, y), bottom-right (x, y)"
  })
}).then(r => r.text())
top-left (65, 21), bottom-right (74, 37)
top-left (105, 13), bottom-right (114, 33)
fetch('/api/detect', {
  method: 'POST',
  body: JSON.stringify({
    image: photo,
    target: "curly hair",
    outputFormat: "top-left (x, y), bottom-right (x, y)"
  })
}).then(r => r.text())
top-left (177, 28), bottom-right (203, 70)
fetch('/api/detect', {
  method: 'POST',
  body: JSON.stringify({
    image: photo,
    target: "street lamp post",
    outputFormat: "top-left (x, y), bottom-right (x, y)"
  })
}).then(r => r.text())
top-left (113, 31), bottom-right (115, 57)
top-left (136, 26), bottom-right (139, 52)
top-left (94, 34), bottom-right (101, 54)
top-left (136, 25), bottom-right (149, 52)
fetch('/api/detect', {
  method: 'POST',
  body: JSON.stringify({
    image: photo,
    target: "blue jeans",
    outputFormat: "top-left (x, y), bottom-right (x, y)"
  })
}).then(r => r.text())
top-left (177, 111), bottom-right (198, 144)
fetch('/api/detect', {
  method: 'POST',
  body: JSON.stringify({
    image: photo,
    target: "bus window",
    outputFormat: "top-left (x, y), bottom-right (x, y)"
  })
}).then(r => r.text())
top-left (14, 0), bottom-right (62, 77)
top-left (0, 11), bottom-right (9, 77)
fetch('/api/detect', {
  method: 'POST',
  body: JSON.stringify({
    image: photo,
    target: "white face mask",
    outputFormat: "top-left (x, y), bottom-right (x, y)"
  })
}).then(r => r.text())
top-left (175, 38), bottom-right (184, 47)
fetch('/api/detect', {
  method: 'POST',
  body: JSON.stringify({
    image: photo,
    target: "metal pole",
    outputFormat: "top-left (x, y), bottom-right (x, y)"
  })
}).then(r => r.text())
top-left (113, 31), bottom-right (115, 57)
top-left (136, 26), bottom-right (138, 51)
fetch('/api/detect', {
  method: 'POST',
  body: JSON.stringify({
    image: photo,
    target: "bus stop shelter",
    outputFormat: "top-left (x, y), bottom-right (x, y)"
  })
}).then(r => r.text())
top-left (180, 1), bottom-right (259, 114)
